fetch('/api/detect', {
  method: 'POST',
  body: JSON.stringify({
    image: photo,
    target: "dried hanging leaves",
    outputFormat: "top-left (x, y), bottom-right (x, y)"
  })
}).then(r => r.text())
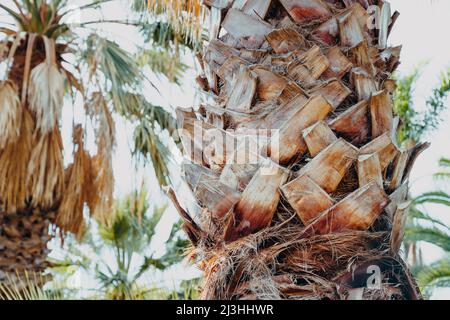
top-left (0, 110), bottom-right (34, 214)
top-left (56, 125), bottom-right (93, 238)
top-left (27, 127), bottom-right (65, 210)
top-left (0, 80), bottom-right (21, 150)
top-left (27, 37), bottom-right (65, 134)
top-left (86, 95), bottom-right (116, 227)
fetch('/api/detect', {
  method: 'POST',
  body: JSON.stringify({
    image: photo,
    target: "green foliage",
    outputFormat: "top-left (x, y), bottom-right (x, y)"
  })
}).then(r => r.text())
top-left (137, 48), bottom-right (188, 85)
top-left (0, 0), bottom-right (191, 189)
top-left (394, 67), bottom-right (450, 145)
top-left (394, 68), bottom-right (421, 144)
top-left (132, 100), bottom-right (179, 187)
top-left (405, 225), bottom-right (450, 252)
top-left (167, 278), bottom-right (201, 300)
top-left (132, 0), bottom-right (203, 84)
top-left (407, 157), bottom-right (450, 294)
top-left (139, 20), bottom-right (198, 51)
top-left (413, 191), bottom-right (450, 207)
top-left (82, 34), bottom-right (142, 116)
top-left (50, 187), bottom-right (189, 300)
top-left (435, 157), bottom-right (450, 180)
top-left (418, 257), bottom-right (450, 291)
top-left (134, 18), bottom-right (197, 84)
top-left (0, 0), bottom-right (70, 38)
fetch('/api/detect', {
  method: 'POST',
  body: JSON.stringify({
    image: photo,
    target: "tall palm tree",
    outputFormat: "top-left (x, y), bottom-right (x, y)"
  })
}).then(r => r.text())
top-left (152, 0), bottom-right (427, 299)
top-left (0, 0), bottom-right (180, 285)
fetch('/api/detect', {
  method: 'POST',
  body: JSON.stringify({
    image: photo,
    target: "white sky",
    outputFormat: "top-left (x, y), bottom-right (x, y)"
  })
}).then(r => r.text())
top-left (1, 0), bottom-right (449, 299)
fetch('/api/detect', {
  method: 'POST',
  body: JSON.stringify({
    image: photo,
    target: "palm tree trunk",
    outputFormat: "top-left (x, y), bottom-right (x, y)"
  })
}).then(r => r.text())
top-left (0, 208), bottom-right (56, 284)
top-left (172, 0), bottom-right (425, 300)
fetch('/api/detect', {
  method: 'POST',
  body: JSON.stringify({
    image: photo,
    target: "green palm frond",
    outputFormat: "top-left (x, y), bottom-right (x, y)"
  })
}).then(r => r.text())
top-left (424, 69), bottom-right (450, 129)
top-left (139, 20), bottom-right (197, 51)
top-left (134, 117), bottom-right (173, 187)
top-left (413, 191), bottom-right (450, 207)
top-left (99, 187), bottom-right (163, 251)
top-left (159, 220), bottom-right (190, 266)
top-left (394, 66), bottom-right (450, 144)
top-left (80, 35), bottom-right (181, 188)
top-left (405, 225), bottom-right (450, 252)
top-left (434, 172), bottom-right (450, 180)
top-left (394, 67), bottom-right (422, 144)
top-left (132, 101), bottom-right (178, 187)
top-left (439, 158), bottom-right (450, 168)
top-left (49, 188), bottom-right (189, 299)
top-left (137, 48), bottom-right (187, 84)
top-left (417, 257), bottom-right (450, 289)
top-left (143, 103), bottom-right (177, 136)
top-left (408, 206), bottom-right (450, 231)
top-left (82, 34), bottom-right (143, 115)
top-left (434, 157), bottom-right (450, 180)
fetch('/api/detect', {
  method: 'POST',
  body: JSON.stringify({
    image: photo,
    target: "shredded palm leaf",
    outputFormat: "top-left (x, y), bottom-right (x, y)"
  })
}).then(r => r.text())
top-left (0, 80), bottom-right (22, 149)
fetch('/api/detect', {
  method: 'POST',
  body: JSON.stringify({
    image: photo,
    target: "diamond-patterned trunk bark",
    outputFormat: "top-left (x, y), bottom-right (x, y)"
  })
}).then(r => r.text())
top-left (0, 208), bottom-right (56, 283)
top-left (172, 0), bottom-right (425, 300)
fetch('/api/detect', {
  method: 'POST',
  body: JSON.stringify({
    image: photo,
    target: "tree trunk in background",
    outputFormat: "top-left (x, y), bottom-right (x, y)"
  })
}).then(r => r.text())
top-left (0, 208), bottom-right (56, 286)
top-left (173, 0), bottom-right (427, 300)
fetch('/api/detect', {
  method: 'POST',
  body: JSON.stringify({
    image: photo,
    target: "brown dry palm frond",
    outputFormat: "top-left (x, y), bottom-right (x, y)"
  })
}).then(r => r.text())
top-left (284, 231), bottom-right (389, 275)
top-left (56, 125), bottom-right (93, 239)
top-left (0, 109), bottom-right (34, 213)
top-left (0, 80), bottom-right (22, 150)
top-left (27, 37), bottom-right (65, 134)
top-left (201, 223), bottom-right (389, 300)
top-left (86, 96), bottom-right (116, 227)
top-left (27, 127), bottom-right (65, 210)
top-left (146, 0), bottom-right (206, 45)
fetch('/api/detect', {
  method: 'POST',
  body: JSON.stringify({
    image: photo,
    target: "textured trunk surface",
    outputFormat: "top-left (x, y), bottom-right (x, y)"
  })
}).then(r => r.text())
top-left (173, 0), bottom-right (427, 300)
top-left (0, 208), bottom-right (56, 283)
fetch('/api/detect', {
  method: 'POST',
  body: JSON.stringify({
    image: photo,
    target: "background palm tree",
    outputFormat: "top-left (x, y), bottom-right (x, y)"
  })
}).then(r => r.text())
top-left (394, 67), bottom-right (450, 146)
top-left (0, 186), bottom-right (193, 300)
top-left (406, 157), bottom-right (450, 297)
top-left (147, 0), bottom-right (431, 299)
top-left (48, 186), bottom-right (189, 300)
top-left (391, 67), bottom-right (450, 274)
top-left (0, 0), bottom-right (187, 285)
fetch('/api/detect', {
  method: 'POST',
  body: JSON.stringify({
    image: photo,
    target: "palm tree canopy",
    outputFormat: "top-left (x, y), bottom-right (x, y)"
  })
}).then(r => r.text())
top-left (407, 157), bottom-right (450, 294)
top-left (0, 0), bottom-right (191, 236)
